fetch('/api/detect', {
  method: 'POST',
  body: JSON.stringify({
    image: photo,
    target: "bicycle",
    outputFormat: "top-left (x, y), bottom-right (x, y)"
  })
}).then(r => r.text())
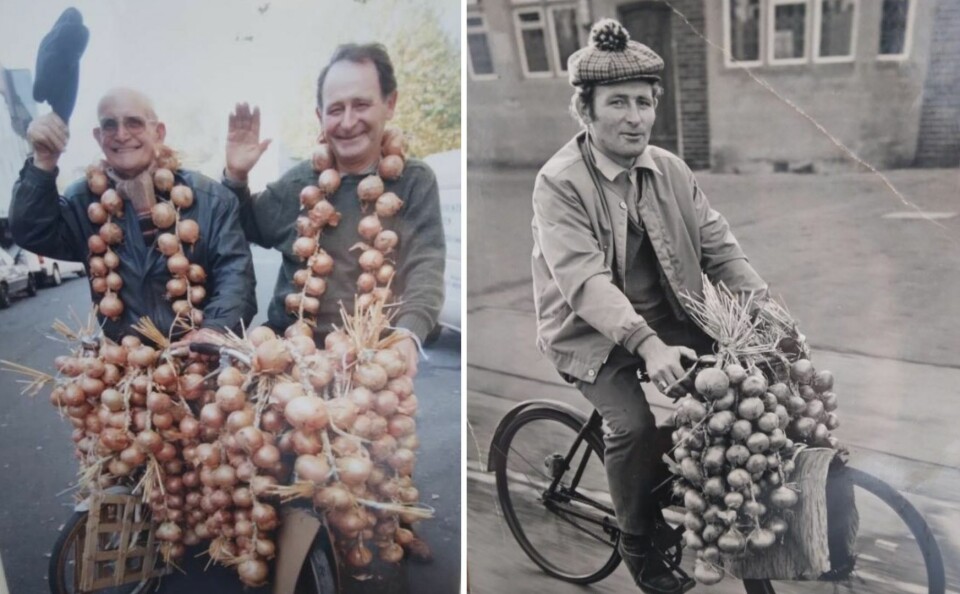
top-left (487, 361), bottom-right (947, 594)
top-left (48, 342), bottom-right (341, 594)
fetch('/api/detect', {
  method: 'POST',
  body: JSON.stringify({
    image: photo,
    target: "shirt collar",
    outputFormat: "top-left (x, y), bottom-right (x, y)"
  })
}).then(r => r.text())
top-left (588, 136), bottom-right (662, 181)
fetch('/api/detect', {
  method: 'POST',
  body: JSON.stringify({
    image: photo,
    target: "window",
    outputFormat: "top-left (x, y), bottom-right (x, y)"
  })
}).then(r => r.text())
top-left (769, 0), bottom-right (808, 64)
top-left (467, 14), bottom-right (496, 80)
top-left (514, 8), bottom-right (552, 77)
top-left (548, 6), bottom-right (580, 74)
top-left (878, 0), bottom-right (914, 59)
top-left (725, 0), bottom-right (762, 67)
top-left (814, 0), bottom-right (857, 62)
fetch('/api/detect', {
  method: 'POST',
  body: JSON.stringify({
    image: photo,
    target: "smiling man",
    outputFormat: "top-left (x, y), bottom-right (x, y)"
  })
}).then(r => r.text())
top-left (531, 19), bottom-right (766, 594)
top-left (10, 87), bottom-right (256, 343)
top-left (223, 43), bottom-right (444, 378)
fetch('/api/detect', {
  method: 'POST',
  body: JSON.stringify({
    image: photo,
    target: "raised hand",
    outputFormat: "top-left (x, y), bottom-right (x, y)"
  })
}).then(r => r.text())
top-left (226, 102), bottom-right (271, 182)
top-left (27, 112), bottom-right (69, 171)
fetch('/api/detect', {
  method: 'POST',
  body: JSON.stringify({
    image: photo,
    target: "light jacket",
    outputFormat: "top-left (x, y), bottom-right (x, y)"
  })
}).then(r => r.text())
top-left (531, 132), bottom-right (766, 383)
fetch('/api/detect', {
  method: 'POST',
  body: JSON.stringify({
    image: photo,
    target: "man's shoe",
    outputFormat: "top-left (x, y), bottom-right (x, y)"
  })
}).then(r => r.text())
top-left (619, 540), bottom-right (685, 594)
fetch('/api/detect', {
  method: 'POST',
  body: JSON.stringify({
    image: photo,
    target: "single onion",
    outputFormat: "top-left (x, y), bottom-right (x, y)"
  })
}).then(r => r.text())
top-left (99, 222), bottom-right (123, 245)
top-left (189, 285), bottom-right (206, 305)
top-left (305, 276), bottom-right (327, 298)
top-left (375, 192), bottom-right (404, 218)
top-left (293, 236), bottom-right (318, 260)
top-left (337, 456), bottom-right (372, 487)
top-left (378, 155), bottom-right (404, 180)
top-left (178, 219), bottom-right (200, 244)
top-left (359, 249), bottom-right (385, 272)
top-left (100, 189), bottom-right (124, 215)
top-left (237, 557), bottom-right (269, 587)
top-left (312, 144), bottom-right (334, 172)
top-left (166, 277), bottom-right (187, 298)
top-left (309, 200), bottom-right (340, 227)
top-left (99, 294), bottom-right (124, 320)
top-left (153, 168), bottom-right (175, 192)
top-left (358, 175), bottom-right (385, 203)
top-left (167, 253), bottom-right (190, 276)
top-left (381, 128), bottom-right (405, 157)
top-left (151, 202), bottom-right (177, 229)
top-left (295, 454), bottom-right (332, 484)
top-left (317, 169), bottom-right (341, 194)
top-left (87, 202), bottom-right (108, 225)
top-left (310, 250), bottom-right (334, 275)
top-left (156, 233), bottom-right (180, 257)
top-left (296, 216), bottom-right (320, 238)
top-left (255, 339), bottom-right (292, 374)
top-left (314, 485), bottom-right (354, 510)
top-left (105, 272), bottom-right (123, 291)
top-left (88, 170), bottom-right (109, 195)
top-left (88, 235), bottom-right (108, 255)
top-left (358, 214), bottom-right (383, 240)
top-left (252, 443), bottom-right (281, 469)
top-left (300, 185), bottom-right (323, 209)
top-left (284, 396), bottom-right (329, 430)
top-left (374, 230), bottom-right (399, 253)
top-left (187, 264), bottom-right (206, 284)
top-left (357, 273), bottom-right (376, 293)
top-left (171, 185), bottom-right (194, 209)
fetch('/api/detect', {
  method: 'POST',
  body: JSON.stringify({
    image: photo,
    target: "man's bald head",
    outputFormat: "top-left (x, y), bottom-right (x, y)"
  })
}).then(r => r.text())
top-left (97, 87), bottom-right (158, 120)
top-left (93, 87), bottom-right (166, 178)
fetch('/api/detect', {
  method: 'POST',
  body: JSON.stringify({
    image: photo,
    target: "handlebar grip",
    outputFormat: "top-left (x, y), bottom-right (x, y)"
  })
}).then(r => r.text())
top-left (189, 342), bottom-right (222, 357)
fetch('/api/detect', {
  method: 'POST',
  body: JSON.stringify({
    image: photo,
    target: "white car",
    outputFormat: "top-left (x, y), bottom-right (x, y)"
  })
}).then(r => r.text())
top-left (423, 149), bottom-right (461, 334)
top-left (11, 246), bottom-right (85, 287)
top-left (0, 247), bottom-right (36, 308)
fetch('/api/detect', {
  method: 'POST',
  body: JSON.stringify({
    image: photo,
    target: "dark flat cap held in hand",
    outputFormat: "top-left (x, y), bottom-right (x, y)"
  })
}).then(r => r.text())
top-left (33, 7), bottom-right (89, 123)
top-left (567, 19), bottom-right (663, 87)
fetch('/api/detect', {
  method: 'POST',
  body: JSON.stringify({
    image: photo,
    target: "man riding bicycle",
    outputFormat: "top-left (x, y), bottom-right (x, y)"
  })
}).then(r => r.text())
top-left (531, 19), bottom-right (766, 594)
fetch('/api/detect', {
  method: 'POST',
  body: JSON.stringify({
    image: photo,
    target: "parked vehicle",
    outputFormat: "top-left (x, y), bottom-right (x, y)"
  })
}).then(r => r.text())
top-left (0, 247), bottom-right (36, 308)
top-left (423, 149), bottom-right (461, 334)
top-left (11, 246), bottom-right (85, 287)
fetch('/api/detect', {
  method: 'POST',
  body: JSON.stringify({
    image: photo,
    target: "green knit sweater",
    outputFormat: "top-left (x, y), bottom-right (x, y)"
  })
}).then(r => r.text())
top-left (223, 158), bottom-right (445, 341)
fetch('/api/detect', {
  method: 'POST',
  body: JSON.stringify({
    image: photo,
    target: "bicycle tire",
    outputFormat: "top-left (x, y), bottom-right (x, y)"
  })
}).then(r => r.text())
top-left (491, 406), bottom-right (621, 584)
top-left (49, 511), bottom-right (157, 594)
top-left (746, 466), bottom-right (945, 594)
top-left (845, 467), bottom-right (946, 594)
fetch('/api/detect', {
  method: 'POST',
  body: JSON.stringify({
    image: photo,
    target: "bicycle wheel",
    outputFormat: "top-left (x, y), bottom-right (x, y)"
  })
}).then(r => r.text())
top-left (754, 466), bottom-right (945, 594)
top-left (49, 511), bottom-right (158, 594)
top-left (491, 406), bottom-right (621, 584)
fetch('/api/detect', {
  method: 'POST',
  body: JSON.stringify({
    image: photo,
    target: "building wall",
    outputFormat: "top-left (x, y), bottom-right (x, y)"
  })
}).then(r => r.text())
top-left (467, 0), bottom-right (709, 168)
top-left (915, 0), bottom-right (960, 167)
top-left (705, 0), bottom-right (938, 172)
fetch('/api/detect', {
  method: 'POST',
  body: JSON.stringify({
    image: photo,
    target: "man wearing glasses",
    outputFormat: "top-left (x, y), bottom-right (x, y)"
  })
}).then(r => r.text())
top-left (10, 87), bottom-right (257, 342)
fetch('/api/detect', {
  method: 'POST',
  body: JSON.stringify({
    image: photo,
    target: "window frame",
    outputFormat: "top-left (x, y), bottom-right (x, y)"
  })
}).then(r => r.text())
top-left (723, 0), bottom-right (764, 68)
top-left (467, 12), bottom-right (498, 81)
top-left (545, 3), bottom-right (580, 75)
top-left (812, 0), bottom-right (859, 63)
top-left (767, 0), bottom-right (811, 66)
top-left (513, 6), bottom-right (555, 79)
top-left (877, 0), bottom-right (915, 61)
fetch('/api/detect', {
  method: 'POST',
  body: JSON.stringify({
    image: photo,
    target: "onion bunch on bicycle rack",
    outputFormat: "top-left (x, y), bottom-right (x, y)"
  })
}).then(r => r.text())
top-left (664, 278), bottom-right (843, 585)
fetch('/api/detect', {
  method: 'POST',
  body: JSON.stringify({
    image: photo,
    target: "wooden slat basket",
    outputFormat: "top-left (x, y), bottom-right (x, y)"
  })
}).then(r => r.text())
top-left (79, 492), bottom-right (168, 590)
top-left (727, 447), bottom-right (858, 580)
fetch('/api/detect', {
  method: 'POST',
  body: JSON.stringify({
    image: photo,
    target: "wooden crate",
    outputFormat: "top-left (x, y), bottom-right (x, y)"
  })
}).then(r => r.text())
top-left (79, 492), bottom-right (168, 590)
top-left (727, 447), bottom-right (841, 580)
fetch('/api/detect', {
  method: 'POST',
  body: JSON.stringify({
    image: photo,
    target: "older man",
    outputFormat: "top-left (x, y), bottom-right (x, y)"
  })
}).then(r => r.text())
top-left (222, 43), bottom-right (445, 378)
top-left (10, 88), bottom-right (257, 342)
top-left (531, 19), bottom-right (767, 594)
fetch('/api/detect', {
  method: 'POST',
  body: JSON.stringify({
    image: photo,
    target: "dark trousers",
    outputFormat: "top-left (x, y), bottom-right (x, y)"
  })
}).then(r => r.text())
top-left (574, 324), bottom-right (713, 536)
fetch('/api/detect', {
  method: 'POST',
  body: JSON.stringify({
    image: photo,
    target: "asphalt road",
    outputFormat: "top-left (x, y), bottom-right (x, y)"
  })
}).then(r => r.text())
top-left (466, 165), bottom-right (960, 594)
top-left (0, 246), bottom-right (461, 594)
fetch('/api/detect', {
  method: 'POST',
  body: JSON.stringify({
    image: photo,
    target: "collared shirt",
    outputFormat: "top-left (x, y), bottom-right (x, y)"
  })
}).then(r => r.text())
top-left (589, 139), bottom-right (663, 225)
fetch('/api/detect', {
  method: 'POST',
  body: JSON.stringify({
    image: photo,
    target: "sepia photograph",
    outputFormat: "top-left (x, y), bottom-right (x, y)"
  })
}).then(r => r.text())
top-left (0, 1), bottom-right (461, 593)
top-left (467, 0), bottom-right (958, 593)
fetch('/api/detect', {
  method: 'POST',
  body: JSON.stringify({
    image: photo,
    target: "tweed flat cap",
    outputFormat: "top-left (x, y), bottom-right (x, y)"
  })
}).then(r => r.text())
top-left (568, 19), bottom-right (663, 87)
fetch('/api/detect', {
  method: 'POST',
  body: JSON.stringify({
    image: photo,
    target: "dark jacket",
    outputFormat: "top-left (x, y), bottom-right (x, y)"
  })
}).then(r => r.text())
top-left (10, 159), bottom-right (257, 341)
top-left (532, 134), bottom-right (767, 383)
top-left (223, 159), bottom-right (445, 342)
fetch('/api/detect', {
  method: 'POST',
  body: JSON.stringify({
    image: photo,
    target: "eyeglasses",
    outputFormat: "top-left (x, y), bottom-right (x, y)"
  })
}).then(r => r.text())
top-left (98, 116), bottom-right (157, 136)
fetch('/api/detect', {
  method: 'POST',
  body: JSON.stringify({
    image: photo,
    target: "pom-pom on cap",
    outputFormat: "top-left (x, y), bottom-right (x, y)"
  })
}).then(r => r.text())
top-left (568, 18), bottom-right (664, 87)
top-left (590, 19), bottom-right (630, 52)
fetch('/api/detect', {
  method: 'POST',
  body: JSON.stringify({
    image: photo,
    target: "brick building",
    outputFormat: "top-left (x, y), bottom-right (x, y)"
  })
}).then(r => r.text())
top-left (467, 0), bottom-right (960, 171)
